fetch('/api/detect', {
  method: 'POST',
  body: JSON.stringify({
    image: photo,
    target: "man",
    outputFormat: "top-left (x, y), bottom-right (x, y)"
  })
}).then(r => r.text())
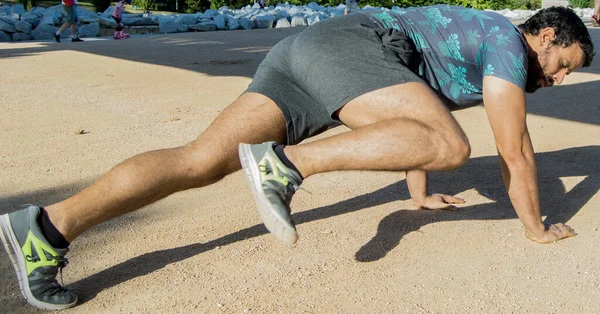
top-left (0, 5), bottom-right (593, 310)
top-left (53, 0), bottom-right (84, 43)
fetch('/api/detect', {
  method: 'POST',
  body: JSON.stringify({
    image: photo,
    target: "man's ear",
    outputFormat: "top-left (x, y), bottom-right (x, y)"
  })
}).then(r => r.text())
top-left (539, 27), bottom-right (556, 47)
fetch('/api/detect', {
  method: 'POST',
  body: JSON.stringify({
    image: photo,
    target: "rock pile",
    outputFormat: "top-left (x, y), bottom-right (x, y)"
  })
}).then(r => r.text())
top-left (0, 2), bottom-right (595, 42)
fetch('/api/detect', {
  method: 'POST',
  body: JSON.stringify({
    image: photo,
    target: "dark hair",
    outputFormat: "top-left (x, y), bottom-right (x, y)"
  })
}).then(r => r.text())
top-left (518, 6), bottom-right (594, 67)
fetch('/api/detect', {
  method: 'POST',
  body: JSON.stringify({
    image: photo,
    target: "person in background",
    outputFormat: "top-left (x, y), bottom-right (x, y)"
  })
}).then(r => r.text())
top-left (344, 0), bottom-right (358, 15)
top-left (53, 0), bottom-right (83, 43)
top-left (592, 0), bottom-right (600, 26)
top-left (112, 0), bottom-right (131, 40)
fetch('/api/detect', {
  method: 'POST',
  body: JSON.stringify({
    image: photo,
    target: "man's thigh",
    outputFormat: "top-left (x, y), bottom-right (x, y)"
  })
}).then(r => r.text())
top-left (337, 82), bottom-right (463, 136)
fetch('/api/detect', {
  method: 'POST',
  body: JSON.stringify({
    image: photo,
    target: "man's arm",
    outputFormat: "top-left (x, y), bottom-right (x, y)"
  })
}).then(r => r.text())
top-left (483, 76), bottom-right (576, 243)
top-left (406, 169), bottom-right (464, 210)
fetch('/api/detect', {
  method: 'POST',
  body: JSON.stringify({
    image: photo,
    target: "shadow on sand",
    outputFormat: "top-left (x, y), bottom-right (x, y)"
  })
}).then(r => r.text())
top-left (51, 145), bottom-right (598, 304)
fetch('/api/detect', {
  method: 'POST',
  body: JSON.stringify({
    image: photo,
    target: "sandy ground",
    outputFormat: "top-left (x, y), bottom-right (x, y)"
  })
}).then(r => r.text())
top-left (0, 25), bottom-right (599, 313)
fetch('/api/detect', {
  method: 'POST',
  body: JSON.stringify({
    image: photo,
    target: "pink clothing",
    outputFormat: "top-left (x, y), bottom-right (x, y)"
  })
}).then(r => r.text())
top-left (113, 1), bottom-right (124, 19)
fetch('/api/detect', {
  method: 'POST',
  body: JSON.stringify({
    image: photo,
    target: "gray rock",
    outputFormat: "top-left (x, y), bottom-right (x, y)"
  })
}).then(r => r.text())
top-left (40, 15), bottom-right (59, 26)
top-left (123, 17), bottom-right (158, 26)
top-left (200, 9), bottom-right (219, 18)
top-left (21, 13), bottom-right (40, 28)
top-left (306, 13), bottom-right (325, 26)
top-left (254, 14), bottom-right (275, 29)
top-left (77, 7), bottom-right (97, 20)
top-left (29, 7), bottom-right (47, 17)
top-left (275, 17), bottom-right (291, 28)
top-left (82, 16), bottom-right (100, 23)
top-left (189, 22), bottom-right (217, 32)
top-left (101, 6), bottom-right (115, 18)
top-left (0, 30), bottom-right (10, 41)
top-left (225, 15), bottom-right (239, 30)
top-left (12, 32), bottom-right (30, 41)
top-left (178, 14), bottom-right (198, 25)
top-left (79, 21), bottom-right (100, 37)
top-left (12, 4), bottom-right (26, 16)
top-left (15, 20), bottom-right (32, 34)
top-left (212, 14), bottom-right (225, 29)
top-left (99, 17), bottom-right (117, 28)
top-left (0, 16), bottom-right (16, 25)
top-left (290, 15), bottom-right (307, 27)
top-left (0, 19), bottom-right (16, 33)
top-left (239, 17), bottom-right (254, 30)
top-left (30, 23), bottom-right (57, 40)
top-left (159, 18), bottom-right (181, 33)
top-left (177, 22), bottom-right (189, 32)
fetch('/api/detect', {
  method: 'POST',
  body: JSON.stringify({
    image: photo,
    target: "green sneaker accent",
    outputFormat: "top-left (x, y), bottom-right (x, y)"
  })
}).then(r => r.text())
top-left (239, 142), bottom-right (303, 245)
top-left (0, 205), bottom-right (78, 310)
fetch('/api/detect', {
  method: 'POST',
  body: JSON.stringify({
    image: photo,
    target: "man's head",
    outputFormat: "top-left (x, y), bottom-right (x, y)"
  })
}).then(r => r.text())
top-left (518, 6), bottom-right (594, 93)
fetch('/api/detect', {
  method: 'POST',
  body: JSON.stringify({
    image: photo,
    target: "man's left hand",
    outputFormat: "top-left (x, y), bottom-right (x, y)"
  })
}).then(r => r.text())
top-left (412, 194), bottom-right (465, 211)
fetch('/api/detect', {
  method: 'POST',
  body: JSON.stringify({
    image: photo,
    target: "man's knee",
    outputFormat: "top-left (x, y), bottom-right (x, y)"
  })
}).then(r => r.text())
top-left (178, 142), bottom-right (238, 182)
top-left (437, 134), bottom-right (471, 170)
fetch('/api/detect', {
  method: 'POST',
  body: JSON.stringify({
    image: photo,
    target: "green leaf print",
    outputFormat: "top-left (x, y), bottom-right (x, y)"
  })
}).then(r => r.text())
top-left (467, 29), bottom-right (481, 46)
top-left (372, 12), bottom-right (402, 30)
top-left (495, 34), bottom-right (512, 47)
top-left (412, 33), bottom-right (429, 49)
top-left (423, 8), bottom-right (452, 32)
top-left (459, 9), bottom-right (494, 29)
top-left (438, 33), bottom-right (465, 61)
top-left (507, 51), bottom-right (527, 85)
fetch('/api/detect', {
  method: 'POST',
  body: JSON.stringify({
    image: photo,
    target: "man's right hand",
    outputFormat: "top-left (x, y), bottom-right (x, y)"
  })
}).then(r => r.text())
top-left (525, 223), bottom-right (577, 244)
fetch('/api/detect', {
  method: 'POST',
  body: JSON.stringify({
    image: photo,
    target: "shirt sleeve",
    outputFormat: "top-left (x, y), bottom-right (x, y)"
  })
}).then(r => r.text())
top-left (477, 28), bottom-right (528, 91)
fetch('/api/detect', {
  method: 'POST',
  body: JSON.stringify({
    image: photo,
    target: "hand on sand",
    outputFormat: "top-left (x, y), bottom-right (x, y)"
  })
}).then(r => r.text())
top-left (413, 194), bottom-right (465, 211)
top-left (526, 223), bottom-right (577, 244)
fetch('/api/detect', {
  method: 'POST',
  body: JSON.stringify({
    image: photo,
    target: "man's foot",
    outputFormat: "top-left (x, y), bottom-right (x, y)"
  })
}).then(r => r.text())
top-left (53, 33), bottom-right (60, 43)
top-left (0, 206), bottom-right (77, 310)
top-left (71, 37), bottom-right (83, 42)
top-left (239, 142), bottom-right (303, 245)
top-left (592, 15), bottom-right (599, 27)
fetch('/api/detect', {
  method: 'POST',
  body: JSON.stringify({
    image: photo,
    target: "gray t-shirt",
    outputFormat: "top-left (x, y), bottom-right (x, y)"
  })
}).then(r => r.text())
top-left (360, 5), bottom-right (528, 109)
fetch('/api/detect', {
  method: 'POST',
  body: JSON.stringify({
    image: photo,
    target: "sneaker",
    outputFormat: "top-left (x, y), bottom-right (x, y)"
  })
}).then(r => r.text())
top-left (592, 15), bottom-right (599, 27)
top-left (71, 37), bottom-right (83, 42)
top-left (113, 31), bottom-right (121, 40)
top-left (239, 142), bottom-right (303, 245)
top-left (0, 206), bottom-right (77, 310)
top-left (53, 33), bottom-right (60, 43)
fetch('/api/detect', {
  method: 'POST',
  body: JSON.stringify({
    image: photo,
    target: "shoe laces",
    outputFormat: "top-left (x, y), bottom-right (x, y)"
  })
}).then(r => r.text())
top-left (25, 254), bottom-right (70, 287)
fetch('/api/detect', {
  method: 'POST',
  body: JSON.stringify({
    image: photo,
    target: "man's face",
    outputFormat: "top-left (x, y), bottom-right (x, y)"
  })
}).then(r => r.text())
top-left (525, 29), bottom-right (585, 93)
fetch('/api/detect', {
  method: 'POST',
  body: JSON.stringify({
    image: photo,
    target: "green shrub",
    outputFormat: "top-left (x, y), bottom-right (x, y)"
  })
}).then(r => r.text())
top-left (569, 0), bottom-right (592, 8)
top-left (15, 0), bottom-right (35, 10)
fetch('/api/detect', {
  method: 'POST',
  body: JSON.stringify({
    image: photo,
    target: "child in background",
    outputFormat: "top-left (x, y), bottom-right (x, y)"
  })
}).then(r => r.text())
top-left (112, 0), bottom-right (131, 40)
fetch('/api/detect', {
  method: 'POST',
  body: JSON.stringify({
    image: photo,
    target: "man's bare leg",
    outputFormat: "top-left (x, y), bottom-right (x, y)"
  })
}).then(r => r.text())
top-left (45, 93), bottom-right (287, 242)
top-left (239, 83), bottom-right (470, 245)
top-left (285, 82), bottom-right (470, 177)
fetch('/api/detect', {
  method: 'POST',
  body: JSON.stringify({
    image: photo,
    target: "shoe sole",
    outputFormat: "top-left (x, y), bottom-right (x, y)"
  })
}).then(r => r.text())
top-left (0, 214), bottom-right (77, 310)
top-left (239, 143), bottom-right (298, 245)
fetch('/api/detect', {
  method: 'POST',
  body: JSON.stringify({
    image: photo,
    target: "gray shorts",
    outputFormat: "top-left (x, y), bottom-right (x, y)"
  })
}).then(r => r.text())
top-left (245, 13), bottom-right (424, 145)
top-left (63, 4), bottom-right (78, 24)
